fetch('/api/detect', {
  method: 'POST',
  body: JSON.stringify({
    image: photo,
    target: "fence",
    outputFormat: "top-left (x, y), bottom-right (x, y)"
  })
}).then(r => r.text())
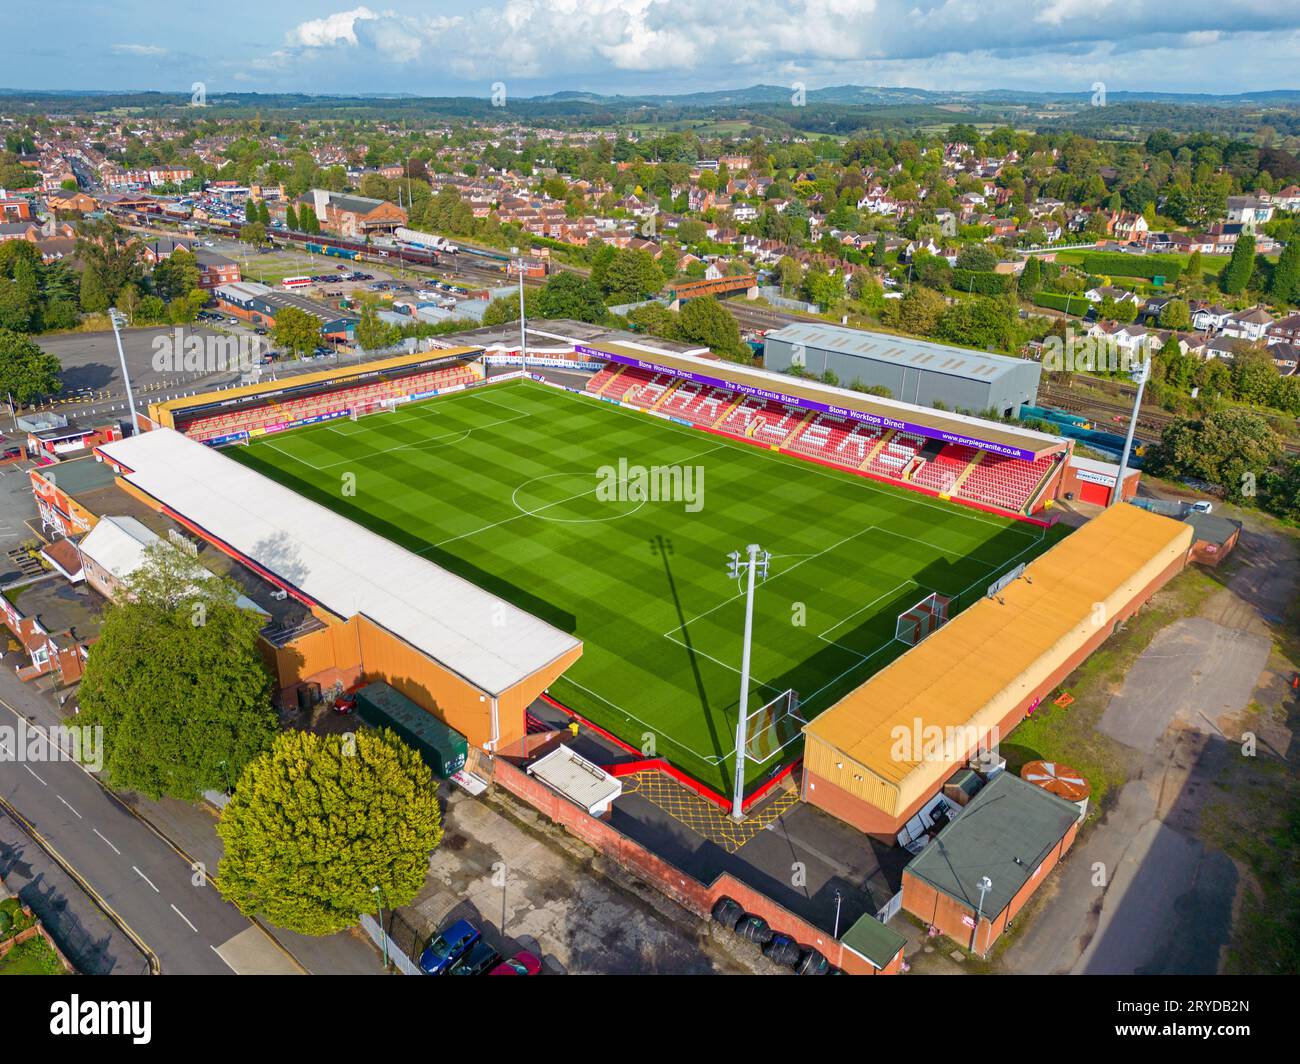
top-left (359, 912), bottom-right (422, 976)
top-left (757, 286), bottom-right (821, 314)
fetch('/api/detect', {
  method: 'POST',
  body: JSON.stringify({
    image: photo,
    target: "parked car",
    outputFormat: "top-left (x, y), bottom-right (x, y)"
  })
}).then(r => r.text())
top-left (488, 950), bottom-right (541, 976)
top-left (333, 691), bottom-right (356, 714)
top-left (1188, 500), bottom-right (1213, 514)
top-left (448, 939), bottom-right (501, 976)
top-left (418, 919), bottom-right (479, 975)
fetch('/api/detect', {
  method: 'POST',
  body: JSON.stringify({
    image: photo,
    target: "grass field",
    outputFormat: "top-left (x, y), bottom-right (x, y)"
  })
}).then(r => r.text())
top-left (230, 380), bottom-right (1066, 794)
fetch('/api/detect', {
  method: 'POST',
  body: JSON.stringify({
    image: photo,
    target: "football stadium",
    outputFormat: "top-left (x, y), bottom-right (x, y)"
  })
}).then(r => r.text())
top-left (98, 327), bottom-right (1103, 805)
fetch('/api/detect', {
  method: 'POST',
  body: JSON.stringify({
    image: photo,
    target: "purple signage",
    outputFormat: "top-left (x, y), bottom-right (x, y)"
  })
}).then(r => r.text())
top-left (576, 345), bottom-right (1042, 461)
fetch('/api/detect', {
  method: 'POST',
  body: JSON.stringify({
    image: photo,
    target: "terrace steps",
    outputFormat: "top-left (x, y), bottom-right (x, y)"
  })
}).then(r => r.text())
top-left (649, 379), bottom-right (683, 411)
top-left (860, 428), bottom-right (894, 470)
top-left (710, 394), bottom-right (745, 428)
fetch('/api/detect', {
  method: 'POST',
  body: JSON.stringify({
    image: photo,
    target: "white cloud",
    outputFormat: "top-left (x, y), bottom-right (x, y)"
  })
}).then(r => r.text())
top-left (287, 6), bottom-right (382, 48)
top-left (265, 2), bottom-right (1300, 92)
top-left (112, 43), bottom-right (169, 56)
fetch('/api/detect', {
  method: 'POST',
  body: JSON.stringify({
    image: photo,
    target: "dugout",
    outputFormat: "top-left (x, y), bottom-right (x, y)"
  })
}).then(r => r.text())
top-left (801, 503), bottom-right (1193, 841)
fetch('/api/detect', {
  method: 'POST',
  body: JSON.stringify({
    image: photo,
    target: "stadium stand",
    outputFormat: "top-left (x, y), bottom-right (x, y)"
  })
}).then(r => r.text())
top-left (180, 363), bottom-right (478, 442)
top-left (957, 451), bottom-right (1061, 513)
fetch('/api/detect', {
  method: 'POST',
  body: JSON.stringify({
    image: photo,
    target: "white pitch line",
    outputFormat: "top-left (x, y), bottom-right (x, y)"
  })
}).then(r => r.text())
top-left (133, 866), bottom-right (160, 893)
top-left (93, 828), bottom-right (122, 855)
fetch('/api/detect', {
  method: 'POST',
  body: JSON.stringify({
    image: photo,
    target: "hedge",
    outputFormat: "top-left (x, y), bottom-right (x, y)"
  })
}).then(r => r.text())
top-left (1033, 291), bottom-right (1088, 314)
top-left (1080, 252), bottom-right (1182, 282)
top-left (951, 268), bottom-right (1015, 295)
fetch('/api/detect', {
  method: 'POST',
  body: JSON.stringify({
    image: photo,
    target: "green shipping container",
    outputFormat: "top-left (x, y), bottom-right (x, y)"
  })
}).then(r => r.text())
top-left (354, 682), bottom-right (468, 778)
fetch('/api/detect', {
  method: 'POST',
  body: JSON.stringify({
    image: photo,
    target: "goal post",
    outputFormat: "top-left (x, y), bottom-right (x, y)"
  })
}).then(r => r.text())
top-left (350, 398), bottom-right (398, 421)
top-left (742, 688), bottom-right (806, 765)
top-left (895, 591), bottom-right (952, 646)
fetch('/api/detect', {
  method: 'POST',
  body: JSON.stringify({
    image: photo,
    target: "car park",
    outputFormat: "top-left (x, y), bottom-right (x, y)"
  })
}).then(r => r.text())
top-left (418, 919), bottom-right (479, 974)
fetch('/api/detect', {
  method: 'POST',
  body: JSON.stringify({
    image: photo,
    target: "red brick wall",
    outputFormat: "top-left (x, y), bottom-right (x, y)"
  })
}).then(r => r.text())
top-left (492, 758), bottom-right (902, 974)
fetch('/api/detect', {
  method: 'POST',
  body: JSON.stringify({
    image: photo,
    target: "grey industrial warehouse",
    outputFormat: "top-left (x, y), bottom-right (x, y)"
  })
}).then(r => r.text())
top-left (763, 323), bottom-right (1041, 417)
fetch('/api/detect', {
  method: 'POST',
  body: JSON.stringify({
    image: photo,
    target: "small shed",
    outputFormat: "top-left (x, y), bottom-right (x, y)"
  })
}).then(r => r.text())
top-left (839, 913), bottom-right (908, 975)
top-left (1182, 511), bottom-right (1242, 566)
top-left (527, 743), bottom-right (621, 817)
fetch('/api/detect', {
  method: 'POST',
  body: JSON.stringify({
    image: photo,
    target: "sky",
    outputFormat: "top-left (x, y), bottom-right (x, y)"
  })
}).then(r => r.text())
top-left (5, 1), bottom-right (1300, 99)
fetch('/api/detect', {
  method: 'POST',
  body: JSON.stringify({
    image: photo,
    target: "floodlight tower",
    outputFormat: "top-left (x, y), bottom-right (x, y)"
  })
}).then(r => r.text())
top-left (727, 543), bottom-right (770, 820)
top-left (1110, 349), bottom-right (1152, 507)
top-left (511, 245), bottom-right (526, 376)
top-left (109, 308), bottom-right (140, 435)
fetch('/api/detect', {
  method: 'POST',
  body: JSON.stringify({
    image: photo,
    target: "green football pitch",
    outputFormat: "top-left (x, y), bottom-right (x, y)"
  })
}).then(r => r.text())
top-left (229, 380), bottom-right (1065, 795)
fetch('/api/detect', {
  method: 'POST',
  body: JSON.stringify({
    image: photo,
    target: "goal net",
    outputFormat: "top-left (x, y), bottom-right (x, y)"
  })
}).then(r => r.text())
top-left (895, 591), bottom-right (951, 646)
top-left (743, 688), bottom-right (806, 765)
top-left (350, 398), bottom-right (397, 421)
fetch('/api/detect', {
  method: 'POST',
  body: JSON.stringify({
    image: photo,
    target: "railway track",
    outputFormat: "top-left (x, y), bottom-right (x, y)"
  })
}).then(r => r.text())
top-left (1040, 386), bottom-right (1300, 455)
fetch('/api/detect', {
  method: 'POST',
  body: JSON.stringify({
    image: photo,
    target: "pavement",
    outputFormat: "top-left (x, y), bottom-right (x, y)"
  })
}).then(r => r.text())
top-left (0, 663), bottom-right (378, 974)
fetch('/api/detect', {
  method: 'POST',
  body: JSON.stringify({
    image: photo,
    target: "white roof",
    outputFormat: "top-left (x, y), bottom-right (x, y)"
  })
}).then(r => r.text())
top-left (527, 744), bottom-right (622, 814)
top-left (79, 514), bottom-right (268, 615)
top-left (79, 515), bottom-right (158, 577)
top-left (98, 430), bottom-right (580, 695)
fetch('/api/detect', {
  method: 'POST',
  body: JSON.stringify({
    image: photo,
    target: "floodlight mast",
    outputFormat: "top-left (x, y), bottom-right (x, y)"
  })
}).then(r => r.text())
top-left (1111, 351), bottom-right (1151, 507)
top-left (109, 308), bottom-right (140, 435)
top-left (728, 544), bottom-right (769, 820)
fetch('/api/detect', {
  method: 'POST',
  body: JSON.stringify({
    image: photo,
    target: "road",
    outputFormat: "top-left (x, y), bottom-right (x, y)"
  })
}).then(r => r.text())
top-left (0, 682), bottom-right (259, 973)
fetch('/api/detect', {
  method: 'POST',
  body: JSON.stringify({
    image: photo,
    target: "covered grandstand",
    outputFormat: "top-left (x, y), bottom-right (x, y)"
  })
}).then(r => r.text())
top-left (148, 346), bottom-right (484, 444)
top-left (800, 503), bottom-right (1194, 840)
top-left (575, 339), bottom-right (1069, 517)
top-left (95, 427), bottom-right (583, 751)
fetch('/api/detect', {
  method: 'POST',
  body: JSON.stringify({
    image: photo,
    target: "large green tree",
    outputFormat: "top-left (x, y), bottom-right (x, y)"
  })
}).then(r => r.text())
top-left (677, 296), bottom-right (747, 360)
top-left (77, 542), bottom-right (277, 800)
top-left (273, 305), bottom-right (323, 356)
top-left (1147, 408), bottom-right (1281, 502)
top-left (217, 728), bottom-right (443, 935)
top-left (536, 271), bottom-right (606, 323)
top-left (1222, 232), bottom-right (1256, 295)
top-left (0, 329), bottom-right (60, 405)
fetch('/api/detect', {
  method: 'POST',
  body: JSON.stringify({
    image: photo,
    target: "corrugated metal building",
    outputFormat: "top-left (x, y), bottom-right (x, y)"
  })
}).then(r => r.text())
top-left (801, 504), bottom-right (1194, 840)
top-left (763, 323), bottom-right (1041, 417)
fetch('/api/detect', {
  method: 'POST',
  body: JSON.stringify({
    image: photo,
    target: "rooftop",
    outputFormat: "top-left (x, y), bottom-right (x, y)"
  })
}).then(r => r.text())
top-left (904, 771), bottom-right (1080, 916)
top-left (766, 321), bottom-right (1039, 382)
top-left (97, 428), bottom-right (581, 696)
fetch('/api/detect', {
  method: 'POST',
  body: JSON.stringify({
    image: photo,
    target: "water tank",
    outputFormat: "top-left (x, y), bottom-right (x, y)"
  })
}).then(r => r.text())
top-left (1021, 760), bottom-right (1091, 822)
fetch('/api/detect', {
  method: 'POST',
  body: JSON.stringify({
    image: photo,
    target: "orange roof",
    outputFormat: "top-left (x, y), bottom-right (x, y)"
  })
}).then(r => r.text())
top-left (803, 504), bottom-right (1192, 816)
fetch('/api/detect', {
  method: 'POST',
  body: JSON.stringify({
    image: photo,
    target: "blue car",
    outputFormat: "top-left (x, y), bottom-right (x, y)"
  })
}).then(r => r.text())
top-left (418, 919), bottom-right (479, 975)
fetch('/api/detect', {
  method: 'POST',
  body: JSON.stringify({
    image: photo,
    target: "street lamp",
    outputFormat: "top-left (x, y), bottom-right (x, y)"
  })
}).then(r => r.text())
top-left (371, 885), bottom-right (388, 970)
top-left (833, 890), bottom-right (844, 938)
top-left (974, 875), bottom-right (992, 956)
top-left (108, 308), bottom-right (140, 435)
top-left (1110, 351), bottom-right (1151, 507)
top-left (727, 544), bottom-right (770, 820)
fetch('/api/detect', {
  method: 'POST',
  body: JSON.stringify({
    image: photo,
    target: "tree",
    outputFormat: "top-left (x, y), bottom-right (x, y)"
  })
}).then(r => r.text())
top-left (152, 250), bottom-right (200, 302)
top-left (886, 285), bottom-right (947, 336)
top-left (273, 306), bottom-right (323, 356)
top-left (603, 249), bottom-right (664, 303)
top-left (955, 244), bottom-right (998, 272)
top-left (871, 233), bottom-right (888, 268)
top-left (1146, 408), bottom-right (1281, 501)
top-left (239, 221), bottom-right (267, 247)
top-left (257, 200), bottom-right (271, 225)
top-left (216, 728), bottom-right (443, 935)
top-left (1222, 232), bottom-right (1255, 295)
top-left (1158, 299), bottom-right (1191, 331)
top-left (677, 296), bottom-right (747, 360)
top-left (536, 271), bottom-right (606, 323)
top-left (354, 301), bottom-right (390, 351)
top-left (0, 329), bottom-right (60, 405)
top-left (244, 199), bottom-right (257, 223)
top-left (1270, 239), bottom-right (1300, 306)
top-left (935, 296), bottom-right (1016, 350)
top-left (77, 542), bottom-right (276, 800)
top-left (1018, 256), bottom-right (1041, 296)
top-left (285, 203), bottom-right (298, 231)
